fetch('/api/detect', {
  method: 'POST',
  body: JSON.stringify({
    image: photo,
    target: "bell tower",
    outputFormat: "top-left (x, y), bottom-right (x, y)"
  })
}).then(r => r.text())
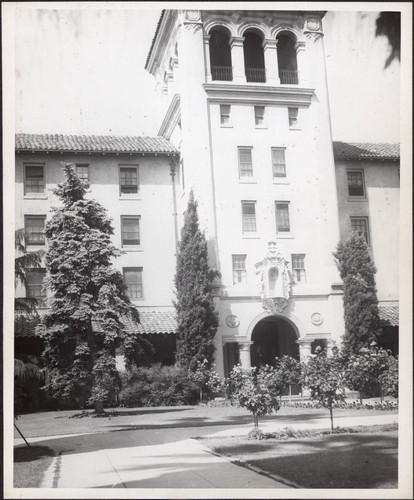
top-left (146, 10), bottom-right (345, 375)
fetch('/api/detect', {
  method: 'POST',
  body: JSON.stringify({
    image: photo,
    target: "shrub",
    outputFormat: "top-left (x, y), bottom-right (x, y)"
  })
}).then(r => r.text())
top-left (119, 363), bottom-right (199, 407)
top-left (188, 359), bottom-right (226, 402)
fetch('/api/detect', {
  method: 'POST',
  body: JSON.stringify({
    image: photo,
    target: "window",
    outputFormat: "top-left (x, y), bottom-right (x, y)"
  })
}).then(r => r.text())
top-left (347, 170), bottom-right (365, 197)
top-left (76, 164), bottom-right (89, 184)
top-left (292, 254), bottom-right (306, 282)
top-left (275, 202), bottom-right (290, 233)
top-left (242, 201), bottom-right (257, 233)
top-left (288, 107), bottom-right (299, 127)
top-left (24, 165), bottom-right (45, 194)
top-left (120, 166), bottom-right (138, 194)
top-left (123, 268), bottom-right (143, 299)
top-left (26, 269), bottom-right (47, 309)
top-left (25, 216), bottom-right (46, 245)
top-left (350, 217), bottom-right (369, 244)
top-left (254, 106), bottom-right (265, 126)
top-left (272, 148), bottom-right (286, 178)
top-left (238, 147), bottom-right (253, 178)
top-left (220, 105), bottom-right (231, 125)
top-left (232, 255), bottom-right (247, 284)
top-left (121, 216), bottom-right (140, 246)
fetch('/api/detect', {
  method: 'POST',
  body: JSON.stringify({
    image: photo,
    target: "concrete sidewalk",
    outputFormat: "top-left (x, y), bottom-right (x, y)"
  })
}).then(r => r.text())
top-left (29, 412), bottom-right (397, 489)
top-left (40, 437), bottom-right (288, 489)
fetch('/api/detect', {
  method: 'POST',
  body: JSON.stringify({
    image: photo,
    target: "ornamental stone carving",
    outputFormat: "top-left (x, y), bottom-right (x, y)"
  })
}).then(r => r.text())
top-left (306, 17), bottom-right (321, 31)
top-left (186, 10), bottom-right (201, 22)
top-left (255, 241), bottom-right (292, 313)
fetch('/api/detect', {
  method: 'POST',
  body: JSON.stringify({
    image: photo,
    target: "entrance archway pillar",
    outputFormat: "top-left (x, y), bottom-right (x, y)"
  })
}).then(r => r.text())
top-left (297, 338), bottom-right (312, 362)
top-left (238, 341), bottom-right (253, 369)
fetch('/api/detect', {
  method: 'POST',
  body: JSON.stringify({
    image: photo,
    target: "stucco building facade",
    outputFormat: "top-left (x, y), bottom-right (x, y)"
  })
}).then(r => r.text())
top-left (15, 9), bottom-right (399, 380)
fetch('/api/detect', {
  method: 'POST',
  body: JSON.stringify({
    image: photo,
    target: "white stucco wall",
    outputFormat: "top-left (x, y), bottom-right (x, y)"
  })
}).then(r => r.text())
top-left (335, 159), bottom-right (399, 302)
top-left (15, 152), bottom-right (177, 308)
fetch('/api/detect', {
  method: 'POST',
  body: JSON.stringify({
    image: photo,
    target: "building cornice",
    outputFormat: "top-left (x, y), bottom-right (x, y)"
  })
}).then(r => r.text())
top-left (145, 10), bottom-right (178, 75)
top-left (203, 83), bottom-right (315, 106)
top-left (158, 94), bottom-right (181, 139)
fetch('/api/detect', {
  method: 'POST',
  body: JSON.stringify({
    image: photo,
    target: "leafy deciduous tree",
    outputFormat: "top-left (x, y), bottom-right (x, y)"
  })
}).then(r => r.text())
top-left (174, 191), bottom-right (220, 371)
top-left (302, 347), bottom-right (345, 432)
top-left (343, 344), bottom-right (391, 403)
top-left (375, 12), bottom-right (401, 69)
top-left (378, 354), bottom-right (398, 399)
top-left (228, 364), bottom-right (281, 431)
top-left (37, 163), bottom-right (147, 412)
top-left (333, 232), bottom-right (381, 358)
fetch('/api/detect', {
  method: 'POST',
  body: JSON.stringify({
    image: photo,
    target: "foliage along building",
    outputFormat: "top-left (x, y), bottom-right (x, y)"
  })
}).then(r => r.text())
top-left (15, 9), bottom-right (399, 385)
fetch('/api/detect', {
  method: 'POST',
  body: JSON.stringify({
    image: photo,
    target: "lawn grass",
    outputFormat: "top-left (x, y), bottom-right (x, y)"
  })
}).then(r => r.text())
top-left (202, 427), bottom-right (398, 489)
top-left (14, 445), bottom-right (56, 488)
top-left (14, 402), bottom-right (398, 439)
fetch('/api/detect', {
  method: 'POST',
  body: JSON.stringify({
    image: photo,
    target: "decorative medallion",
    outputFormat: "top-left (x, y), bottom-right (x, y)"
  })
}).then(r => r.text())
top-left (311, 312), bottom-right (323, 325)
top-left (255, 242), bottom-right (291, 313)
top-left (226, 315), bottom-right (240, 328)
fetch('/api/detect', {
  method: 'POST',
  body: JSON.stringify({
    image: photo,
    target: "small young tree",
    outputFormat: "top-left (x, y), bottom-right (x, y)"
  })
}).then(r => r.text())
top-left (343, 344), bottom-right (391, 403)
top-left (333, 232), bottom-right (381, 358)
top-left (378, 355), bottom-right (398, 399)
top-left (228, 364), bottom-right (280, 432)
top-left (174, 191), bottom-right (220, 371)
top-left (37, 163), bottom-right (148, 413)
top-left (302, 347), bottom-right (345, 432)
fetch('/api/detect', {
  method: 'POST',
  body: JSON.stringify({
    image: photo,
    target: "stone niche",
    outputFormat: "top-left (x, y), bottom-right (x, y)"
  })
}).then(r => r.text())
top-left (255, 241), bottom-right (292, 313)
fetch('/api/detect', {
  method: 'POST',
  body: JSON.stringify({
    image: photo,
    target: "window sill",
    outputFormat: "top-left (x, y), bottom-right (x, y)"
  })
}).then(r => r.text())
top-left (242, 233), bottom-right (260, 239)
top-left (119, 195), bottom-right (141, 201)
top-left (24, 195), bottom-right (48, 200)
top-left (347, 197), bottom-right (367, 202)
top-left (239, 179), bottom-right (257, 184)
top-left (289, 126), bottom-right (301, 131)
top-left (273, 179), bottom-right (290, 185)
top-left (122, 247), bottom-right (143, 252)
top-left (220, 124), bottom-right (234, 128)
top-left (276, 233), bottom-right (294, 239)
top-left (255, 125), bottom-right (268, 129)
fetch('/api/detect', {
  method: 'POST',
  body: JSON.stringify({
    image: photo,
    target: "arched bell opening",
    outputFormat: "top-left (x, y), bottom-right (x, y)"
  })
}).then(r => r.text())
top-left (276, 31), bottom-right (299, 84)
top-left (209, 27), bottom-right (233, 81)
top-left (243, 30), bottom-right (266, 83)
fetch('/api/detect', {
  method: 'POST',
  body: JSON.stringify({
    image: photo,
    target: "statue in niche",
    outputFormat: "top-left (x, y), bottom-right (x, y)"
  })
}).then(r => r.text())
top-left (255, 241), bottom-right (291, 313)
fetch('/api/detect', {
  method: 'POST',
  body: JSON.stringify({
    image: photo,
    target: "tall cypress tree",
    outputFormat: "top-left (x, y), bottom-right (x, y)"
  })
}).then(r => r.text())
top-left (174, 191), bottom-right (220, 371)
top-left (38, 163), bottom-right (147, 412)
top-left (333, 232), bottom-right (381, 357)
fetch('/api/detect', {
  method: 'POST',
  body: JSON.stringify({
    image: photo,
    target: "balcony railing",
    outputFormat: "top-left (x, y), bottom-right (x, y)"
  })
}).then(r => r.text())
top-left (245, 67), bottom-right (266, 83)
top-left (211, 65), bottom-right (233, 81)
top-left (279, 69), bottom-right (299, 85)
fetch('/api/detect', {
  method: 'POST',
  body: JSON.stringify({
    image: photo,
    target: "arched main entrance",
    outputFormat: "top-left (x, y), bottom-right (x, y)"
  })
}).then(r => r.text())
top-left (251, 315), bottom-right (299, 367)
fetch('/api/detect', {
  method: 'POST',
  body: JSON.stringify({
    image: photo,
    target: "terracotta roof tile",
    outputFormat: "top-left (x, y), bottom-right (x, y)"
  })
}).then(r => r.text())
top-left (92, 310), bottom-right (177, 335)
top-left (15, 133), bottom-right (178, 155)
top-left (333, 142), bottom-right (400, 160)
top-left (378, 305), bottom-right (399, 326)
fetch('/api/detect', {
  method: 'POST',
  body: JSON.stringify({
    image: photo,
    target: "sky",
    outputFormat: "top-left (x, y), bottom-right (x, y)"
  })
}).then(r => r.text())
top-left (13, 5), bottom-right (401, 143)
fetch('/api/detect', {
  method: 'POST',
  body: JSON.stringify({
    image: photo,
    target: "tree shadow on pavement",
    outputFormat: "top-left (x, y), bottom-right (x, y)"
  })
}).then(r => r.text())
top-left (14, 445), bottom-right (55, 463)
top-left (216, 432), bottom-right (398, 489)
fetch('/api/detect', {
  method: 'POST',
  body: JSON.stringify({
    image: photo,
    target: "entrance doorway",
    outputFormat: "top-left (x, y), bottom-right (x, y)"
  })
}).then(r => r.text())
top-left (251, 315), bottom-right (299, 367)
